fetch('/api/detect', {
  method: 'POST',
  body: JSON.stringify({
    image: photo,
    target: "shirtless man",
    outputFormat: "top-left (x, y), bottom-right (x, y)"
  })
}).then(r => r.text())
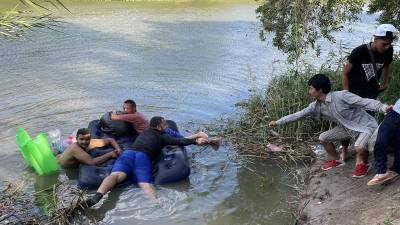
top-left (57, 128), bottom-right (122, 168)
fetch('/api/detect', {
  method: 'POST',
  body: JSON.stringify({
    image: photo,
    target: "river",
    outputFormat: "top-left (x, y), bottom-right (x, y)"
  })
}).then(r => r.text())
top-left (0, 1), bottom-right (384, 224)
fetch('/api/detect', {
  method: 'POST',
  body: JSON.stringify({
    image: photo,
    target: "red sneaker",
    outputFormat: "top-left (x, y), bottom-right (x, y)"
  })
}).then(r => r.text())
top-left (321, 159), bottom-right (345, 171)
top-left (352, 164), bottom-right (370, 178)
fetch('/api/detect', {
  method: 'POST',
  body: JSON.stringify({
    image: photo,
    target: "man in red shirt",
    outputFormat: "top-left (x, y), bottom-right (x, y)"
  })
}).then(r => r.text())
top-left (111, 99), bottom-right (220, 144)
top-left (111, 99), bottom-right (149, 134)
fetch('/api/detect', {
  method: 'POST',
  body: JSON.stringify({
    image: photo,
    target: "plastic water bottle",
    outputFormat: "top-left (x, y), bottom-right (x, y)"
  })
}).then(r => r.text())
top-left (314, 144), bottom-right (325, 156)
top-left (48, 129), bottom-right (64, 153)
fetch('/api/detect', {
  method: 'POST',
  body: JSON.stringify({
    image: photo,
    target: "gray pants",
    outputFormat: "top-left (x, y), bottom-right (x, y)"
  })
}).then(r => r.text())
top-left (319, 126), bottom-right (370, 149)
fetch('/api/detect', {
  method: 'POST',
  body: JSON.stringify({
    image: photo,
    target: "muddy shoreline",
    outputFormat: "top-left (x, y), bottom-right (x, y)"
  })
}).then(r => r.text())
top-left (296, 155), bottom-right (400, 225)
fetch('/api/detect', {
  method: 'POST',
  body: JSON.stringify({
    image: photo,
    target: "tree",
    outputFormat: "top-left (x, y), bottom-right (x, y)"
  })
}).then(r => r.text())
top-left (0, 0), bottom-right (68, 39)
top-left (256, 0), bottom-right (400, 64)
top-left (368, 0), bottom-right (400, 28)
top-left (256, 0), bottom-right (365, 63)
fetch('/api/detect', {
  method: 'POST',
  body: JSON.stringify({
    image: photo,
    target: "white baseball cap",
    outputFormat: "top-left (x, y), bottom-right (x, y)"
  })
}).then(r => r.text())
top-left (374, 24), bottom-right (399, 39)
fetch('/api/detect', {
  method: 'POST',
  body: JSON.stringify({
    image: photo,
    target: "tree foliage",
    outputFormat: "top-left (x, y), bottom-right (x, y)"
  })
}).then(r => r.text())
top-left (0, 0), bottom-right (68, 39)
top-left (368, 0), bottom-right (400, 28)
top-left (256, 0), bottom-right (365, 63)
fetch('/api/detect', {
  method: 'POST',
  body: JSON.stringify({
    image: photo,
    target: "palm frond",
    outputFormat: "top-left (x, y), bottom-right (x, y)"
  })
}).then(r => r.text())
top-left (0, 0), bottom-right (69, 39)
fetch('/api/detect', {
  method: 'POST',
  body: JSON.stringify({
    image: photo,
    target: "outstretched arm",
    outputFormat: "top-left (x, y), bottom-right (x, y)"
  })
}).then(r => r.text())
top-left (90, 138), bottom-right (122, 155)
top-left (186, 131), bottom-right (208, 139)
top-left (162, 134), bottom-right (207, 146)
top-left (72, 148), bottom-right (116, 166)
top-left (270, 102), bottom-right (316, 127)
top-left (341, 91), bottom-right (390, 113)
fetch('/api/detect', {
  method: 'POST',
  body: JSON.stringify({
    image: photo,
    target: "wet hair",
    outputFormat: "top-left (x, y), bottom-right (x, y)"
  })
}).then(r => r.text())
top-left (308, 74), bottom-right (331, 94)
top-left (124, 99), bottom-right (136, 109)
top-left (150, 116), bottom-right (164, 128)
top-left (76, 128), bottom-right (90, 138)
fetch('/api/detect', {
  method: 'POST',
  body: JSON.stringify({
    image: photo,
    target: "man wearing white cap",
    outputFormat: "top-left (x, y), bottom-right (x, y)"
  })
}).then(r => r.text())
top-left (340, 24), bottom-right (398, 161)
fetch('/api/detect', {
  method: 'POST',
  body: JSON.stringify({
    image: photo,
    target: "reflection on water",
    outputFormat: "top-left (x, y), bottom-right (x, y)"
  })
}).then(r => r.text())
top-left (0, 1), bottom-right (382, 224)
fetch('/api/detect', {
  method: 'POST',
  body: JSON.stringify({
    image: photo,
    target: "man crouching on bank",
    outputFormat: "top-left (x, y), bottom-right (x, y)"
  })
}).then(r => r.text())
top-left (269, 74), bottom-right (392, 178)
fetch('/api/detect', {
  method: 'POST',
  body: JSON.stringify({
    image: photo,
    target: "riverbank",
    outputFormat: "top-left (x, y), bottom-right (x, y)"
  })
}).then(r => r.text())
top-left (297, 155), bottom-right (400, 225)
top-left (224, 57), bottom-right (400, 224)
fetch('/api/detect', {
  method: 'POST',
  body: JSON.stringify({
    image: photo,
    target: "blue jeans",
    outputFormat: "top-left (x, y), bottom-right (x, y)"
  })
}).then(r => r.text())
top-left (373, 111), bottom-right (400, 174)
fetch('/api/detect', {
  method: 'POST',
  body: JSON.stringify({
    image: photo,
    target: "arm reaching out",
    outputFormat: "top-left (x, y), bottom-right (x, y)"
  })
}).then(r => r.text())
top-left (72, 148), bottom-right (116, 166)
top-left (90, 138), bottom-right (122, 155)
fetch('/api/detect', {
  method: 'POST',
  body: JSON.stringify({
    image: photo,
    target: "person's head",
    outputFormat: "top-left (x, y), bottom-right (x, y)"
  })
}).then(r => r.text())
top-left (76, 128), bottom-right (91, 150)
top-left (373, 24), bottom-right (398, 54)
top-left (150, 116), bottom-right (167, 132)
top-left (307, 74), bottom-right (331, 99)
top-left (123, 99), bottom-right (136, 113)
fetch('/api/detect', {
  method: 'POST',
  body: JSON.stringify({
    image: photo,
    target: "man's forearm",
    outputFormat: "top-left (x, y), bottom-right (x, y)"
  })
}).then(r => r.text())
top-left (92, 153), bottom-right (113, 165)
top-left (110, 139), bottom-right (122, 153)
top-left (342, 62), bottom-right (352, 90)
top-left (382, 66), bottom-right (390, 88)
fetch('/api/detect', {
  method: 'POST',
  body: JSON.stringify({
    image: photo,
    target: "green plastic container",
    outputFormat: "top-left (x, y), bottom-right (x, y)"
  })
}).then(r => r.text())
top-left (16, 128), bottom-right (59, 176)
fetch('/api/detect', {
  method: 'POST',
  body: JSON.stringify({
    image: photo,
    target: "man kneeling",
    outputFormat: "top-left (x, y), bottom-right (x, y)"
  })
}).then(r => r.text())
top-left (83, 116), bottom-right (207, 207)
top-left (57, 128), bottom-right (122, 168)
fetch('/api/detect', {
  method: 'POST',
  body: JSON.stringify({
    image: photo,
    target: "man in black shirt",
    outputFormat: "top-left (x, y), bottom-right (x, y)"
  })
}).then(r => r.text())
top-left (83, 116), bottom-right (207, 207)
top-left (340, 24), bottom-right (398, 161)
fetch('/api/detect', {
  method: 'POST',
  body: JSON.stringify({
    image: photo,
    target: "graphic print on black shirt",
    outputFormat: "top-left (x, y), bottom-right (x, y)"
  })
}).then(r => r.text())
top-left (362, 63), bottom-right (384, 81)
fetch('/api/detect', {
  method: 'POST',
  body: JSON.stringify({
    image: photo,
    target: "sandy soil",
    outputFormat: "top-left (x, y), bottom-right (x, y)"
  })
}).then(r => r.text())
top-left (297, 155), bottom-right (400, 225)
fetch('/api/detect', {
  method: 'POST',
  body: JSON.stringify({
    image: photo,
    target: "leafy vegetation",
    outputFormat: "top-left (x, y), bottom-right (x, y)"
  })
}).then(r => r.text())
top-left (0, 0), bottom-right (68, 39)
top-left (256, 0), bottom-right (400, 63)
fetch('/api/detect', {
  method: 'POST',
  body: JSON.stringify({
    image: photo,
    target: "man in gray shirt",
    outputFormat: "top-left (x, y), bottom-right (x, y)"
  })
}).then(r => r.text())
top-left (269, 74), bottom-right (392, 178)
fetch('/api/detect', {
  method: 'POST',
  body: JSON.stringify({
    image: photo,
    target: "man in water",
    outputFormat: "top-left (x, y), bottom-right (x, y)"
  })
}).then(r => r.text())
top-left (111, 99), bottom-right (217, 142)
top-left (57, 128), bottom-right (122, 168)
top-left (269, 74), bottom-right (391, 178)
top-left (110, 99), bottom-right (149, 134)
top-left (83, 116), bottom-right (208, 207)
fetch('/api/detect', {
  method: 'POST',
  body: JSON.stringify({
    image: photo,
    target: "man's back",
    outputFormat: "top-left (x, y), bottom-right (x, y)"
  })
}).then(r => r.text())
top-left (132, 128), bottom-right (195, 162)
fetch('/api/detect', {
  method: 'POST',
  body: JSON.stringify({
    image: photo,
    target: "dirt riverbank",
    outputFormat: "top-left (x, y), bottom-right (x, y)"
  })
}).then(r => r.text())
top-left (297, 155), bottom-right (400, 225)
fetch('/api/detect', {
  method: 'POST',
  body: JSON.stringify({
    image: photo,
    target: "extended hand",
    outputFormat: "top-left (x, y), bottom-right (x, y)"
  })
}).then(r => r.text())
top-left (385, 105), bottom-right (393, 113)
top-left (110, 150), bottom-right (119, 158)
top-left (268, 121), bottom-right (277, 128)
top-left (196, 137), bottom-right (208, 145)
top-left (111, 109), bottom-right (118, 120)
top-left (115, 148), bottom-right (122, 156)
top-left (378, 85), bottom-right (387, 92)
top-left (195, 131), bottom-right (208, 139)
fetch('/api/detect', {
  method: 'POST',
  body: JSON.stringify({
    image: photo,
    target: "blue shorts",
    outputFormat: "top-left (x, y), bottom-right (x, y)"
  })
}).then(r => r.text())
top-left (111, 150), bottom-right (152, 183)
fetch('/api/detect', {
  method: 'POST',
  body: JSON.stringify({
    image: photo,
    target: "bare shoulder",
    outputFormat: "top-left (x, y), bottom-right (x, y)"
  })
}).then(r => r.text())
top-left (68, 143), bottom-right (85, 154)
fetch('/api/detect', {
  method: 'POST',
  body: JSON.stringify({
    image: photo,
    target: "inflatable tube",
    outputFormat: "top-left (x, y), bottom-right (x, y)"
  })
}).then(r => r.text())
top-left (78, 148), bottom-right (190, 189)
top-left (78, 120), bottom-right (190, 189)
top-left (100, 111), bottom-right (136, 137)
top-left (153, 148), bottom-right (190, 185)
top-left (88, 119), bottom-right (136, 150)
top-left (16, 128), bottom-right (59, 176)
